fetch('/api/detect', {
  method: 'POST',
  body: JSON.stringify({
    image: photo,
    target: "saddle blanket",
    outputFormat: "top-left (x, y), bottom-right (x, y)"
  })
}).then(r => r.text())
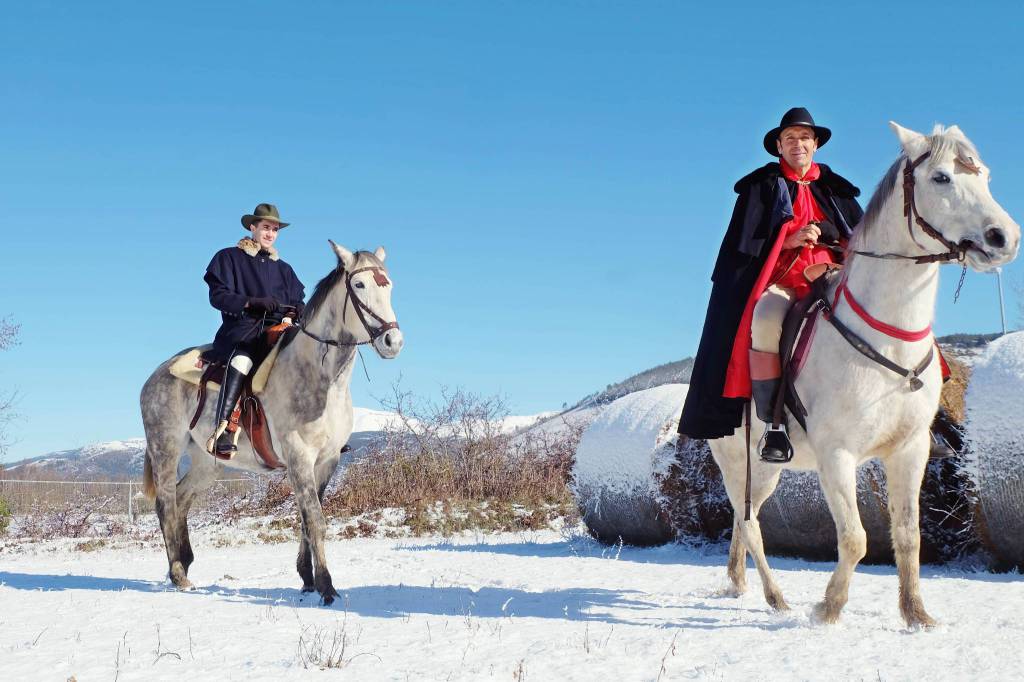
top-left (167, 340), bottom-right (283, 394)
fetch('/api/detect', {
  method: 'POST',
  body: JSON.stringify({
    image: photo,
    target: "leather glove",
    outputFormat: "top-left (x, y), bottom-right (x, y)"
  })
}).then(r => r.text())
top-left (246, 297), bottom-right (279, 316)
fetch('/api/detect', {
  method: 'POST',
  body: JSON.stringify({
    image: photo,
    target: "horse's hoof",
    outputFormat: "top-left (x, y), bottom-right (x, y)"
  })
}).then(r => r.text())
top-left (173, 578), bottom-right (194, 591)
top-left (320, 591), bottom-right (338, 607)
top-left (300, 584), bottom-right (316, 594)
top-left (766, 593), bottom-right (790, 612)
top-left (811, 601), bottom-right (841, 624)
top-left (902, 606), bottom-right (937, 629)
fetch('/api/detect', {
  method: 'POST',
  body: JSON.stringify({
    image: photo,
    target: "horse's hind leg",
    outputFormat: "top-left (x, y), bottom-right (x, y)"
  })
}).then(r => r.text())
top-left (814, 449), bottom-right (867, 624)
top-left (148, 434), bottom-right (192, 589)
top-left (174, 441), bottom-right (219, 576)
top-left (884, 436), bottom-right (936, 627)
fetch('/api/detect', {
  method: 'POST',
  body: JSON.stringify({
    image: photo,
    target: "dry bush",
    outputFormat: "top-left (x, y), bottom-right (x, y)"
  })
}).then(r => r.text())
top-left (320, 386), bottom-right (582, 531)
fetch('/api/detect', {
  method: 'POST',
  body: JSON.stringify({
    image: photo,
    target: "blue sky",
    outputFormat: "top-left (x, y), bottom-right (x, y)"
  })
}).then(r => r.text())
top-left (3, 1), bottom-right (1023, 461)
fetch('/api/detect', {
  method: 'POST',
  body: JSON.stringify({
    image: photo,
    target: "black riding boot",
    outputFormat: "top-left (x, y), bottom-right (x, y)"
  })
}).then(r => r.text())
top-left (752, 378), bottom-right (794, 463)
top-left (206, 363), bottom-right (247, 458)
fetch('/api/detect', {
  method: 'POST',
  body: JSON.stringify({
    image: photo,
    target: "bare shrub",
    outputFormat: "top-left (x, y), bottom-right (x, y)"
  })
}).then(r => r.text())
top-left (318, 386), bottom-right (582, 532)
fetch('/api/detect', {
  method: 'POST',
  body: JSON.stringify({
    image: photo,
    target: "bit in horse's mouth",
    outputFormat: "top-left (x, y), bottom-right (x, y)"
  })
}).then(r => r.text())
top-left (960, 239), bottom-right (991, 261)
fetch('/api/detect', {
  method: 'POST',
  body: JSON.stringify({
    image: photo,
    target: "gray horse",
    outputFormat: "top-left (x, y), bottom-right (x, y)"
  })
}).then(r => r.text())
top-left (141, 242), bottom-right (403, 604)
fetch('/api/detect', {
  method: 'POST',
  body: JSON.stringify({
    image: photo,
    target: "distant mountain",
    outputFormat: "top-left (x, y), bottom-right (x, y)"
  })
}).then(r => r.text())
top-left (4, 439), bottom-right (147, 479)
top-left (2, 407), bottom-right (553, 480)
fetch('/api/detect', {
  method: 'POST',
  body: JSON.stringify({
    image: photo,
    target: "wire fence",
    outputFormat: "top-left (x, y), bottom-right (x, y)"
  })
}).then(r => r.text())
top-left (0, 478), bottom-right (259, 521)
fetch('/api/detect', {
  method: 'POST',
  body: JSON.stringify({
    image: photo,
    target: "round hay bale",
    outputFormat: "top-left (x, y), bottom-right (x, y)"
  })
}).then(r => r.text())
top-left (571, 384), bottom-right (685, 546)
top-left (574, 377), bottom-right (976, 560)
top-left (964, 331), bottom-right (1024, 569)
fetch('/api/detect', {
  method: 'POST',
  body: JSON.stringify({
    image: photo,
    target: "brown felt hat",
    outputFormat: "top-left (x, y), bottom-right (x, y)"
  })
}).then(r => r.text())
top-left (241, 203), bottom-right (290, 230)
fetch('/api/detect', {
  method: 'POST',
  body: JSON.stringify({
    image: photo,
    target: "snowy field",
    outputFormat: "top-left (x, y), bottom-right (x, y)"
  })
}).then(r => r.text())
top-left (2, 524), bottom-right (1023, 681)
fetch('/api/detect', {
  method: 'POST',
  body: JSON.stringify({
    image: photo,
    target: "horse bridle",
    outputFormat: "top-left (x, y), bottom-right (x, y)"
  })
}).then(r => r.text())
top-left (852, 151), bottom-right (969, 265)
top-left (299, 265), bottom-right (399, 351)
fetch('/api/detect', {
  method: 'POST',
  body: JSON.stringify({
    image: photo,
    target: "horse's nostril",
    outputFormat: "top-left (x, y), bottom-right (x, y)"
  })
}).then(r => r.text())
top-left (984, 227), bottom-right (1007, 249)
top-left (384, 333), bottom-right (392, 347)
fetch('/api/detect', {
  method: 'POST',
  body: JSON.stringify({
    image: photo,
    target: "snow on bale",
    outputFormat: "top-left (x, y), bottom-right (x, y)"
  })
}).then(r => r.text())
top-left (965, 331), bottom-right (1024, 569)
top-left (570, 384), bottom-right (685, 546)
top-left (573, 375), bottom-right (976, 563)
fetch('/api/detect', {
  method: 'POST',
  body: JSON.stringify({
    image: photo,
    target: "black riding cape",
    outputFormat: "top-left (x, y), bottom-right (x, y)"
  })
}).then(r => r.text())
top-left (204, 238), bottom-right (306, 362)
top-left (678, 162), bottom-right (864, 440)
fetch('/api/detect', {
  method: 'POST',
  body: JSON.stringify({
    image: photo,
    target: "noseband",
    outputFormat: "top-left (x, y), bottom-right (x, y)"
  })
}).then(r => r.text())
top-left (299, 265), bottom-right (400, 351)
top-left (852, 151), bottom-right (969, 265)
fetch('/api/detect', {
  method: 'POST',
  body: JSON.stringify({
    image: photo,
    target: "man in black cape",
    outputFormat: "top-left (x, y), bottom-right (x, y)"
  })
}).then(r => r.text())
top-left (677, 108), bottom-right (863, 449)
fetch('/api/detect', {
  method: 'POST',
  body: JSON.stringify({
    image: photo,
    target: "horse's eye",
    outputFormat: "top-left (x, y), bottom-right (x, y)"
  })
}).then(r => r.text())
top-left (932, 172), bottom-right (951, 184)
top-left (354, 282), bottom-right (365, 289)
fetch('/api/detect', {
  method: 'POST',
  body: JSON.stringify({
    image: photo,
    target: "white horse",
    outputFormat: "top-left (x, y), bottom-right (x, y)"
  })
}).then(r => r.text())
top-left (711, 122), bottom-right (1019, 626)
top-left (140, 242), bottom-right (403, 605)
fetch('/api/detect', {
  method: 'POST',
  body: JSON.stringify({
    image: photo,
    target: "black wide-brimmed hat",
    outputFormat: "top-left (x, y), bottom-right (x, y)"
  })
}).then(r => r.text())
top-left (763, 107), bottom-right (832, 156)
top-left (241, 203), bottom-right (290, 230)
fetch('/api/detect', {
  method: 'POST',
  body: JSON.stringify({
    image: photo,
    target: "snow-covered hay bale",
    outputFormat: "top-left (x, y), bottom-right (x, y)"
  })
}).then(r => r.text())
top-left (575, 382), bottom-right (975, 562)
top-left (570, 384), bottom-right (685, 546)
top-left (965, 331), bottom-right (1024, 569)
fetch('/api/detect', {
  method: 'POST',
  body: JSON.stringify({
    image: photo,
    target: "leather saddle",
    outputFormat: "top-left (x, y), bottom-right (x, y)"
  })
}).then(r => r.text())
top-left (185, 323), bottom-right (297, 470)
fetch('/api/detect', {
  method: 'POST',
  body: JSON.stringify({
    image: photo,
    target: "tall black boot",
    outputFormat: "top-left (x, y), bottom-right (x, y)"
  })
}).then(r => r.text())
top-left (206, 363), bottom-right (247, 458)
top-left (752, 378), bottom-right (793, 464)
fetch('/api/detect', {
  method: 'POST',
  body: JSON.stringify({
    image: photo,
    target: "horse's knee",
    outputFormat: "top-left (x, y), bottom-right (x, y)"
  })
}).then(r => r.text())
top-left (839, 527), bottom-right (867, 561)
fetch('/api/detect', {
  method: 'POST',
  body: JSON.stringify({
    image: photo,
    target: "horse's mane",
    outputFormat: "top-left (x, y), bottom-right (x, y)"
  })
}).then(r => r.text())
top-left (279, 250), bottom-right (384, 351)
top-left (858, 125), bottom-right (982, 237)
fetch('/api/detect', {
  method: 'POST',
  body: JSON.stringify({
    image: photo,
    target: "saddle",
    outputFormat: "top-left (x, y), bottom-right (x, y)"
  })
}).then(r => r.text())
top-left (774, 267), bottom-right (951, 433)
top-left (175, 323), bottom-right (297, 471)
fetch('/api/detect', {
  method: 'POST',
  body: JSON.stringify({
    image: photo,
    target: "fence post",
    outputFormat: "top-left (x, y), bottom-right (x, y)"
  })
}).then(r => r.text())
top-left (127, 481), bottom-right (134, 524)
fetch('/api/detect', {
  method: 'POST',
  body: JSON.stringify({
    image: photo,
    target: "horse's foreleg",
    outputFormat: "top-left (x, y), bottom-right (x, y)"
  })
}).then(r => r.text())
top-left (290, 461), bottom-right (338, 605)
top-left (716, 449), bottom-right (787, 610)
top-left (297, 454), bottom-right (340, 593)
top-left (884, 436), bottom-right (936, 628)
top-left (725, 516), bottom-right (748, 596)
top-left (814, 450), bottom-right (866, 624)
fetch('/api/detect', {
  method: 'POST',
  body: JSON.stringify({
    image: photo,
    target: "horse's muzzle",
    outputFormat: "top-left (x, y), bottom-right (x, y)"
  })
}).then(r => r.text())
top-left (374, 327), bottom-right (404, 359)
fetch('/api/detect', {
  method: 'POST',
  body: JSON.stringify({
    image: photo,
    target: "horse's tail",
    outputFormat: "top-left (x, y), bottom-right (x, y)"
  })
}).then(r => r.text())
top-left (143, 448), bottom-right (156, 500)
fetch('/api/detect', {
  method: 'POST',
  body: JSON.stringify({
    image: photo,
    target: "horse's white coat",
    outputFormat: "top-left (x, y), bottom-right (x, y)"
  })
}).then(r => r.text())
top-left (710, 123), bottom-right (1020, 626)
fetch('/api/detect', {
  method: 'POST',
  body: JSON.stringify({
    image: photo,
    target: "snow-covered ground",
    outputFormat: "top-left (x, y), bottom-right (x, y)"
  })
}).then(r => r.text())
top-left (2, 525), bottom-right (1022, 680)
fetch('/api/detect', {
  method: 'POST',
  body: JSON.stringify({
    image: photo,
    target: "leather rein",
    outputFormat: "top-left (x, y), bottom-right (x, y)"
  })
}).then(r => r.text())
top-left (298, 265), bottom-right (399, 351)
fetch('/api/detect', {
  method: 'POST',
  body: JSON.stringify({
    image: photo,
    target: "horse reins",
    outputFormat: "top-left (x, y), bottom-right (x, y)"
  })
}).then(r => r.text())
top-left (298, 265), bottom-right (399, 352)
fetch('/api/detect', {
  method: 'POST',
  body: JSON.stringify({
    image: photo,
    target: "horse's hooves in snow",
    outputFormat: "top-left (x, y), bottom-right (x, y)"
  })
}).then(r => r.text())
top-left (902, 606), bottom-right (937, 629)
top-left (810, 601), bottom-right (842, 625)
top-left (173, 579), bottom-right (195, 591)
top-left (766, 593), bottom-right (790, 612)
top-left (300, 584), bottom-right (316, 594)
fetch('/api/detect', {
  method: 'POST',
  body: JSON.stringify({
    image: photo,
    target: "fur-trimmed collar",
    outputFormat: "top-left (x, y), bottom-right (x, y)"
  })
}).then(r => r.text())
top-left (237, 238), bottom-right (279, 261)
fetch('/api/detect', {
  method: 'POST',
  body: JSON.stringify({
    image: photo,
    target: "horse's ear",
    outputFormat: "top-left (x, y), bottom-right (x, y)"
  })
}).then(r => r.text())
top-left (374, 246), bottom-right (386, 262)
top-left (328, 239), bottom-right (356, 270)
top-left (889, 121), bottom-right (927, 156)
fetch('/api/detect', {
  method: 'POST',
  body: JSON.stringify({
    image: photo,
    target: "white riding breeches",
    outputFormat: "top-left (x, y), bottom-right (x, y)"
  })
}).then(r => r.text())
top-left (751, 285), bottom-right (795, 353)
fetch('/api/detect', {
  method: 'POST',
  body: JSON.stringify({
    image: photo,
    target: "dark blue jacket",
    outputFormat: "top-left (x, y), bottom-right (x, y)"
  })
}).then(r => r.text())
top-left (204, 238), bottom-right (306, 361)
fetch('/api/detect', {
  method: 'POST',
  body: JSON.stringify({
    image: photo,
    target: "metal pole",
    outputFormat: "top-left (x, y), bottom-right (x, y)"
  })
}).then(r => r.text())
top-left (995, 267), bottom-right (1007, 336)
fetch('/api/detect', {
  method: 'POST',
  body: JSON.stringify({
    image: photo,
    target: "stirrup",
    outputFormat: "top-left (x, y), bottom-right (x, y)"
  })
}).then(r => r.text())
top-left (206, 420), bottom-right (239, 458)
top-left (758, 424), bottom-right (794, 464)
